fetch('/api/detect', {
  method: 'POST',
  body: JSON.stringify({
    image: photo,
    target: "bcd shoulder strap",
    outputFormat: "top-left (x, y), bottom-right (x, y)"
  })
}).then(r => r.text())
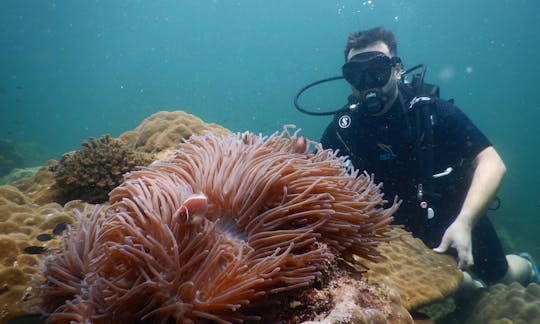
top-left (405, 79), bottom-right (440, 211)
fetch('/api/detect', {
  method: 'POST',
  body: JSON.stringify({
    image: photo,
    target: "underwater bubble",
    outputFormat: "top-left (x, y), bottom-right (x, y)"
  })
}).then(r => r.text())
top-left (52, 222), bottom-right (68, 235)
top-left (438, 66), bottom-right (456, 82)
top-left (23, 246), bottom-right (46, 255)
top-left (36, 233), bottom-right (53, 242)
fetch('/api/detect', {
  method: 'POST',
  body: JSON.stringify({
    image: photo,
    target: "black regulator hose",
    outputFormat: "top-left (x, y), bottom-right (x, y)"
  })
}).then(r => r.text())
top-left (293, 76), bottom-right (348, 116)
top-left (294, 63), bottom-right (426, 117)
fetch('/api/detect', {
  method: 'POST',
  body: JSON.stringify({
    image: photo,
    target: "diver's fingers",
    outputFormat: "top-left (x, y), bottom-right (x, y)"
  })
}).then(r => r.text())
top-left (433, 237), bottom-right (449, 254)
top-left (457, 246), bottom-right (474, 269)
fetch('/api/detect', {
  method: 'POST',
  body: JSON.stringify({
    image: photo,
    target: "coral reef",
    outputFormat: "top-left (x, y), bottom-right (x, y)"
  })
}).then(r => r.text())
top-left (466, 282), bottom-right (540, 323)
top-left (10, 111), bottom-right (228, 206)
top-left (1, 111), bottom-right (235, 322)
top-left (0, 111), bottom-right (474, 323)
top-left (118, 110), bottom-right (231, 159)
top-left (0, 166), bottom-right (41, 185)
top-left (0, 140), bottom-right (24, 178)
top-left (299, 269), bottom-right (413, 324)
top-left (0, 184), bottom-right (88, 322)
top-left (417, 296), bottom-right (456, 322)
top-left (359, 227), bottom-right (462, 311)
top-left (30, 128), bottom-right (398, 323)
top-left (50, 135), bottom-right (154, 204)
top-left (11, 161), bottom-right (58, 205)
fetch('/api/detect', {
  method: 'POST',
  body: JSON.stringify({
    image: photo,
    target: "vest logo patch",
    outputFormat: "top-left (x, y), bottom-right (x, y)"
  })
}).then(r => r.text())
top-left (338, 115), bottom-right (351, 129)
top-left (377, 143), bottom-right (396, 160)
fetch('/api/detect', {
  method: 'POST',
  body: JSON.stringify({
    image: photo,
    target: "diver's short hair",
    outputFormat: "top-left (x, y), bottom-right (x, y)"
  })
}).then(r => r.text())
top-left (344, 27), bottom-right (398, 60)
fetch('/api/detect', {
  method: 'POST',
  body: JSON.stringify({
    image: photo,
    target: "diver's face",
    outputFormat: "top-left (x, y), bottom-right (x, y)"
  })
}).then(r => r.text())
top-left (346, 42), bottom-right (401, 99)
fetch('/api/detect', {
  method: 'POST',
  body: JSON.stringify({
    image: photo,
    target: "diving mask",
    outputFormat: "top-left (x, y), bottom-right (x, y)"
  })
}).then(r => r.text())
top-left (342, 51), bottom-right (401, 92)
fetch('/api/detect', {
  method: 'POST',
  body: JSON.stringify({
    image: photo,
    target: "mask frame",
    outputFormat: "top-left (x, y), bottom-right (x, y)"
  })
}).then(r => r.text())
top-left (342, 51), bottom-right (401, 91)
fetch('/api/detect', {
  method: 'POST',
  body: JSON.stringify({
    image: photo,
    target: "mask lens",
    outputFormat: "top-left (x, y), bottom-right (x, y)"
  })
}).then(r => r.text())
top-left (342, 53), bottom-right (393, 90)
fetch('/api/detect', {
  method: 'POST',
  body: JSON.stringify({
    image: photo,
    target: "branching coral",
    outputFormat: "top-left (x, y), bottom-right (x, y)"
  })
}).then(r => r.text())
top-left (50, 135), bottom-right (154, 204)
top-left (32, 128), bottom-right (398, 323)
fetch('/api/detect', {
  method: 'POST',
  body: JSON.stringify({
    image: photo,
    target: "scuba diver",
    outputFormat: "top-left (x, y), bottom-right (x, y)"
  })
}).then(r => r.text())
top-left (294, 26), bottom-right (539, 288)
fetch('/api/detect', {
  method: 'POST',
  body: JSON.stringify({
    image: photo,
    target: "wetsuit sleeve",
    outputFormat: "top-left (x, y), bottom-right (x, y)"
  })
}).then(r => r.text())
top-left (436, 99), bottom-right (492, 161)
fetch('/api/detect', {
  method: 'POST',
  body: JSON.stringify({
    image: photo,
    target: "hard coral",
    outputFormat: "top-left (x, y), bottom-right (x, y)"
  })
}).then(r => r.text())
top-left (50, 135), bottom-right (154, 204)
top-left (0, 185), bottom-right (85, 322)
top-left (467, 282), bottom-right (540, 323)
top-left (12, 161), bottom-right (58, 205)
top-left (119, 110), bottom-right (231, 158)
top-left (32, 128), bottom-right (398, 323)
top-left (360, 227), bottom-right (462, 311)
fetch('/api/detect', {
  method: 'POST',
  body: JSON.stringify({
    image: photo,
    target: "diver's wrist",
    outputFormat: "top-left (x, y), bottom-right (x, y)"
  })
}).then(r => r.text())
top-left (454, 211), bottom-right (476, 230)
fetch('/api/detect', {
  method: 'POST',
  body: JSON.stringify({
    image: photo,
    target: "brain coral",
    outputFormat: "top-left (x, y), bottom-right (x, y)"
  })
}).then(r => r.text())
top-left (0, 184), bottom-right (88, 322)
top-left (12, 161), bottom-right (59, 205)
top-left (360, 227), bottom-right (462, 311)
top-left (467, 282), bottom-right (540, 324)
top-left (31, 128), bottom-right (398, 323)
top-left (50, 135), bottom-right (154, 204)
top-left (118, 110), bottom-right (231, 158)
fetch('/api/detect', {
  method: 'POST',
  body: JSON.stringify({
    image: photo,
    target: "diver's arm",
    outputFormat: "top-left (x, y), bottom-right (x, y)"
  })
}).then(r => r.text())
top-left (456, 146), bottom-right (506, 227)
top-left (434, 146), bottom-right (506, 268)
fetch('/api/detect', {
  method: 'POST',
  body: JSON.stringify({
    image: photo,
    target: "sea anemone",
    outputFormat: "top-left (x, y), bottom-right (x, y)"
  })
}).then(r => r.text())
top-left (32, 127), bottom-right (398, 323)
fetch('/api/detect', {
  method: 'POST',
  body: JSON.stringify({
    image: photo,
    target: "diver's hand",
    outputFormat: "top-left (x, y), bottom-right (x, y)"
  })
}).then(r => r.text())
top-left (433, 219), bottom-right (474, 269)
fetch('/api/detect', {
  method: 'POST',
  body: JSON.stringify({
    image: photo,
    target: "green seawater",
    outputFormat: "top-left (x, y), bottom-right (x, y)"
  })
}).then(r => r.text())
top-left (1, 0), bottom-right (539, 317)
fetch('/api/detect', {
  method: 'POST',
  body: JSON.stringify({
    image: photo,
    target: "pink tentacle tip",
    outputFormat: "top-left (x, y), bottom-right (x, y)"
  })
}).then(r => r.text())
top-left (175, 193), bottom-right (209, 223)
top-left (292, 137), bottom-right (307, 154)
top-left (183, 193), bottom-right (208, 215)
top-left (241, 131), bottom-right (251, 144)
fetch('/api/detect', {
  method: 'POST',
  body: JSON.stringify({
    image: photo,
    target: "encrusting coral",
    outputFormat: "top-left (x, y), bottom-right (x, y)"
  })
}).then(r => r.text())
top-left (50, 135), bottom-right (154, 204)
top-left (30, 127), bottom-right (398, 323)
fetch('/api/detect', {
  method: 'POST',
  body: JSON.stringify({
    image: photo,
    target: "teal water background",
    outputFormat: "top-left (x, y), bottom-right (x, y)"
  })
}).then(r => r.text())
top-left (1, 1), bottom-right (539, 258)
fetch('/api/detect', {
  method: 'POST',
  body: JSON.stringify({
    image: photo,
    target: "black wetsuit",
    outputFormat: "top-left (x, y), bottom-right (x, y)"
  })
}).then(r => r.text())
top-left (320, 84), bottom-right (508, 284)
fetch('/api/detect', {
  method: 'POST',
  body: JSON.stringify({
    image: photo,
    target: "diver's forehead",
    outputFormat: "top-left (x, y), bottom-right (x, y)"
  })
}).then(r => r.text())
top-left (347, 42), bottom-right (391, 61)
